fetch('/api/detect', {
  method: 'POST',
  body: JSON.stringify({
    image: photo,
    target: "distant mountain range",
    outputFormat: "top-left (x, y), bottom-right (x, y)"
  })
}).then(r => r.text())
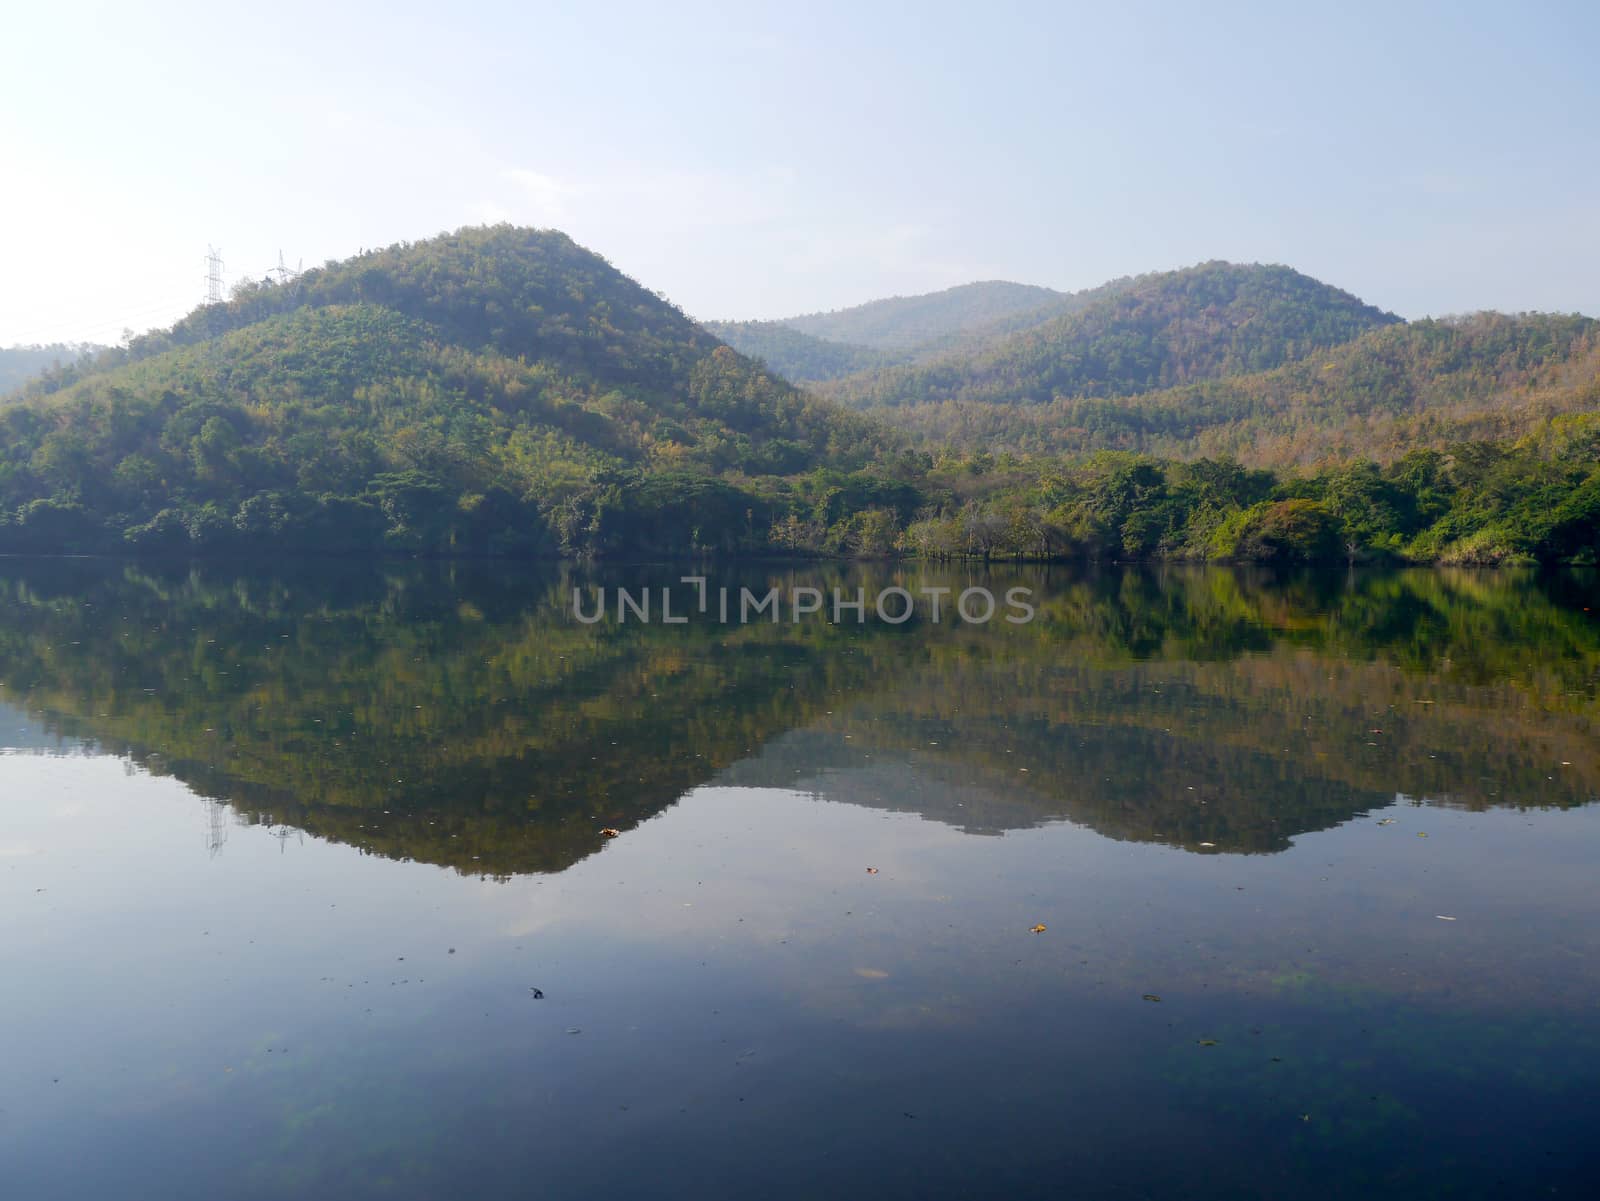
top-left (706, 279), bottom-right (1106, 382)
top-left (710, 262), bottom-right (1598, 467)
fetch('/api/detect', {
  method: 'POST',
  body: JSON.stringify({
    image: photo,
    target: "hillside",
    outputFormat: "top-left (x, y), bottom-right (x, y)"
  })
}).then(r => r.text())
top-left (883, 312), bottom-right (1600, 466)
top-left (0, 226), bottom-right (893, 557)
top-left (824, 261), bottom-right (1402, 408)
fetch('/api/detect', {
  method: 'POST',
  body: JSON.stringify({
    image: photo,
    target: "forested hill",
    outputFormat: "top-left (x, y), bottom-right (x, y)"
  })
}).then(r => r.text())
top-left (0, 226), bottom-right (897, 557)
top-left (820, 261), bottom-right (1403, 408)
top-left (878, 311), bottom-right (1600, 467)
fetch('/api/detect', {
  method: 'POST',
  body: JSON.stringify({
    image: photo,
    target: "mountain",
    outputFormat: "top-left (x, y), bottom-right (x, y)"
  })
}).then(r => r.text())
top-left (881, 311), bottom-right (1600, 467)
top-left (0, 226), bottom-right (894, 557)
top-left (779, 280), bottom-right (1071, 352)
top-left (0, 343), bottom-right (103, 395)
top-left (706, 280), bottom-right (1098, 384)
top-left (822, 261), bottom-right (1403, 408)
top-left (698, 321), bottom-right (890, 383)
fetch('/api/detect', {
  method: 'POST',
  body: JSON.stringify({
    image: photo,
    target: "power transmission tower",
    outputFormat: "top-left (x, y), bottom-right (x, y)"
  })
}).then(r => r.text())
top-left (267, 249), bottom-right (301, 288)
top-left (205, 245), bottom-right (225, 304)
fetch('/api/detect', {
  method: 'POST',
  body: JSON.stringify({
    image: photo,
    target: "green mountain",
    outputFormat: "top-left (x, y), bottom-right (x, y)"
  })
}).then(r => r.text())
top-left (882, 311), bottom-right (1600, 467)
top-left (823, 261), bottom-right (1402, 408)
top-left (0, 343), bottom-right (102, 395)
top-left (0, 226), bottom-right (894, 557)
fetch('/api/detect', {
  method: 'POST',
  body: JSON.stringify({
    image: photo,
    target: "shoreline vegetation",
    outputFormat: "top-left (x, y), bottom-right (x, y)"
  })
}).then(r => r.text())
top-left (3, 227), bottom-right (1600, 567)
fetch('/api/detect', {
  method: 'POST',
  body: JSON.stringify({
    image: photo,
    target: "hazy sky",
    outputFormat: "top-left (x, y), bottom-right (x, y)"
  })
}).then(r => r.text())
top-left (2, 0), bottom-right (1596, 345)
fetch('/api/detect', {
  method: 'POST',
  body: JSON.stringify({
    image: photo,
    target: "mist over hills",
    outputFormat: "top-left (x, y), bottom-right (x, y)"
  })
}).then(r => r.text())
top-left (707, 278), bottom-right (1114, 383)
top-left (0, 343), bottom-right (103, 395)
top-left (778, 279), bottom-right (1071, 350)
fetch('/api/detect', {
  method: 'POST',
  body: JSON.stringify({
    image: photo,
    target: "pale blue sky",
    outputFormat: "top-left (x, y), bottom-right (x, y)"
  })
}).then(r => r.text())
top-left (2, 0), bottom-right (1596, 345)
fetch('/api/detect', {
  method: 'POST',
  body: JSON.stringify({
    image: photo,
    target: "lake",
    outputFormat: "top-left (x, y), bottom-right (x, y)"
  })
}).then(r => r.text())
top-left (2, 559), bottom-right (1597, 1200)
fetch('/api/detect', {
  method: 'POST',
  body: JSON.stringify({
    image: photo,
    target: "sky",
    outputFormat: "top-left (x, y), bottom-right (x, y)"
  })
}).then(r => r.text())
top-left (2, 0), bottom-right (1597, 346)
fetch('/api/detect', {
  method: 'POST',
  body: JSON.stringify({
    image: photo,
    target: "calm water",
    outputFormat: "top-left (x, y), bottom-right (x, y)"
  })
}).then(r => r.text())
top-left (2, 560), bottom-right (1598, 1200)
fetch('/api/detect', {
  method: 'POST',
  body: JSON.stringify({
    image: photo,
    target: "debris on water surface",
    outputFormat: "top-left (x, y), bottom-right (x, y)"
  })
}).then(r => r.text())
top-left (1199, 842), bottom-right (1215, 848)
top-left (1030, 924), bottom-right (1047, 934)
top-left (1435, 915), bottom-right (1456, 922)
top-left (866, 867), bottom-right (879, 874)
top-left (1142, 994), bottom-right (1161, 1003)
top-left (566, 1027), bottom-right (581, 1035)
top-left (1377, 818), bottom-right (1396, 826)
top-left (1417, 832), bottom-right (1428, 838)
top-left (530, 988), bottom-right (545, 998)
top-left (600, 828), bottom-right (621, 838)
top-left (1197, 1039), bottom-right (1219, 1047)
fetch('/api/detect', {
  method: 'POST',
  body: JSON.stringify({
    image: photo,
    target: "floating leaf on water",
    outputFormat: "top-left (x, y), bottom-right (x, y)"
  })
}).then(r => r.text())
top-left (1142, 994), bottom-right (1161, 1003)
top-left (1417, 832), bottom-right (1428, 838)
top-left (1197, 1039), bottom-right (1219, 1047)
top-left (1029, 924), bottom-right (1047, 934)
top-left (600, 828), bottom-right (621, 838)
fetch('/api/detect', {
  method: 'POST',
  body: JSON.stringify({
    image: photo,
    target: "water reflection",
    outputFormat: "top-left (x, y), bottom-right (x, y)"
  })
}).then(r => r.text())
top-left (0, 559), bottom-right (1595, 872)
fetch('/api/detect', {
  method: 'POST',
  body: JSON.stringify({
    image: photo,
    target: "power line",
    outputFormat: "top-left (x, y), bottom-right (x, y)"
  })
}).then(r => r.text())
top-left (6, 248), bottom-right (307, 347)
